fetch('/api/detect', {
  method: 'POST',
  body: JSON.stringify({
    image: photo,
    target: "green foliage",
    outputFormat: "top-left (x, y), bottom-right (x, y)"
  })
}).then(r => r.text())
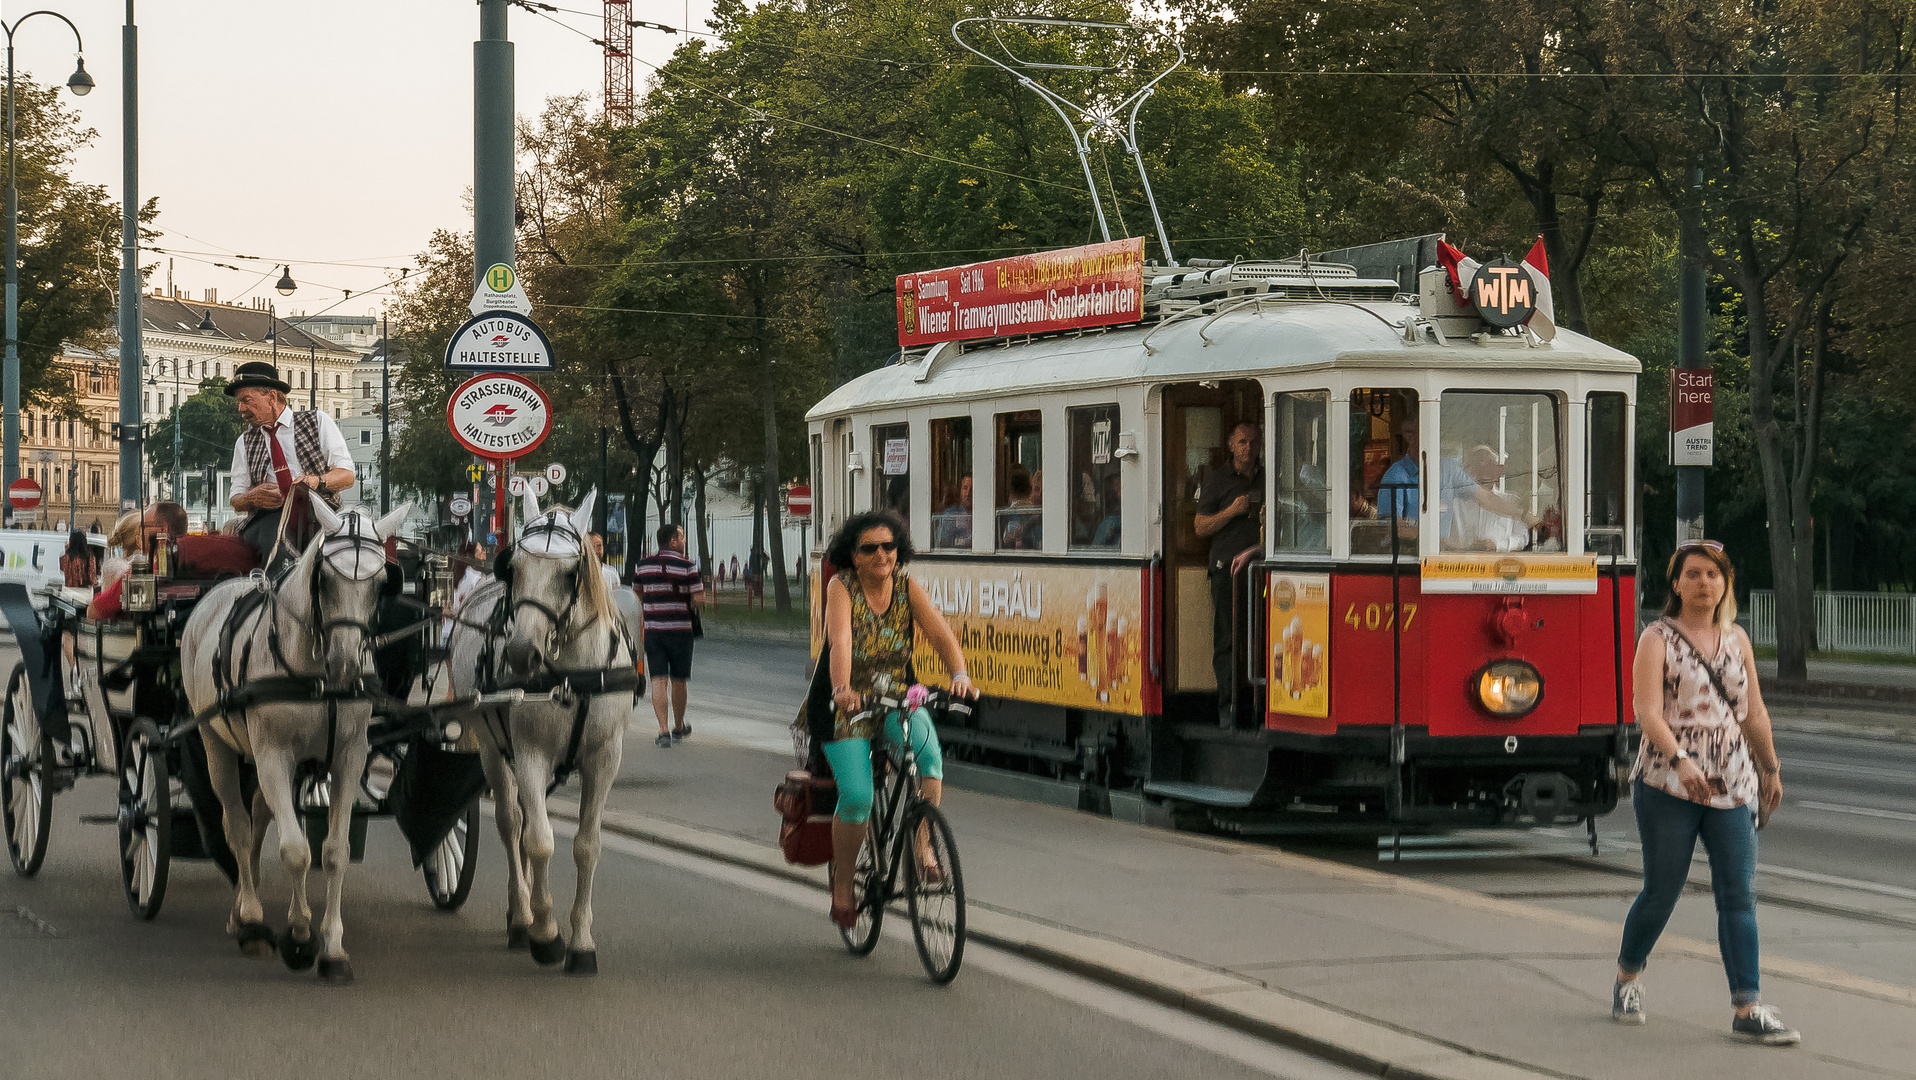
top-left (145, 378), bottom-right (244, 483)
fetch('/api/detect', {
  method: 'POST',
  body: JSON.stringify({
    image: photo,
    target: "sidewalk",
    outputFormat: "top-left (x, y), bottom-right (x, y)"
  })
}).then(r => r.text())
top-left (574, 718), bottom-right (1916, 1080)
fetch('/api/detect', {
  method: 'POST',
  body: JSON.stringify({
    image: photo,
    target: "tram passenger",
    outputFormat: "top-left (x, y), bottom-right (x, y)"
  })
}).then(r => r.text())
top-left (1448, 446), bottom-right (1535, 552)
top-left (1090, 473), bottom-right (1124, 548)
top-left (821, 509), bottom-right (973, 929)
top-left (934, 475), bottom-right (974, 549)
top-left (223, 361), bottom-right (355, 573)
top-left (1000, 466), bottom-right (1041, 549)
top-left (1194, 422), bottom-right (1263, 727)
top-left (1613, 540), bottom-right (1796, 1046)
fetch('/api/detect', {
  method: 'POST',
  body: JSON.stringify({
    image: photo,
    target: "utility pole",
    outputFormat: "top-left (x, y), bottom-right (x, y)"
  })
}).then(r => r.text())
top-left (474, 0), bottom-right (515, 291)
top-left (118, 1), bottom-right (142, 511)
top-left (1674, 165), bottom-right (1709, 544)
top-left (379, 315), bottom-right (390, 515)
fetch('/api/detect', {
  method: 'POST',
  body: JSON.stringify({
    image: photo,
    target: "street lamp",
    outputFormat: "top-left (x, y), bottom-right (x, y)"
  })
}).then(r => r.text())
top-left (5, 10), bottom-right (92, 525)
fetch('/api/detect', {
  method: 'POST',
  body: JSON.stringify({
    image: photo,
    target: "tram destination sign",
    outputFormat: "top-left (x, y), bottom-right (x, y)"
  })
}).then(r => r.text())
top-left (896, 237), bottom-right (1144, 347)
top-left (445, 311), bottom-right (556, 371)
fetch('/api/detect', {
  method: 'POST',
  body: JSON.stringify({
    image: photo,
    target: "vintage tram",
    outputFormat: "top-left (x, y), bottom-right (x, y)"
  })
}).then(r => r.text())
top-left (804, 235), bottom-right (1638, 836)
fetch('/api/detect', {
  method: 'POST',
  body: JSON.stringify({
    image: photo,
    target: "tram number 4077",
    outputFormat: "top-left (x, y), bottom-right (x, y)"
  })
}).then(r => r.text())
top-left (1343, 603), bottom-right (1418, 632)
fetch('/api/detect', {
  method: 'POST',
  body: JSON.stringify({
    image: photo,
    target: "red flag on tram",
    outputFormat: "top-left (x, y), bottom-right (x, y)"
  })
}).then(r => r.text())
top-left (1437, 240), bottom-right (1481, 305)
top-left (1521, 236), bottom-right (1557, 342)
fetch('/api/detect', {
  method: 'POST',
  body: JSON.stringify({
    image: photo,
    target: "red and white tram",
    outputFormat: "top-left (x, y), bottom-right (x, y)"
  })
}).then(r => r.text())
top-left (804, 236), bottom-right (1638, 834)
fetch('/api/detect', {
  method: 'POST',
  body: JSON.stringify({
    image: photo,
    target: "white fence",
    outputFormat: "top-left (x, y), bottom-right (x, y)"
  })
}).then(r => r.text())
top-left (1749, 590), bottom-right (1916, 655)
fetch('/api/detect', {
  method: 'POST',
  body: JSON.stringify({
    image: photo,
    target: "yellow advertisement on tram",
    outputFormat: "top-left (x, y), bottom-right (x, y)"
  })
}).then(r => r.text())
top-left (910, 558), bottom-right (1145, 715)
top-left (1266, 571), bottom-right (1330, 718)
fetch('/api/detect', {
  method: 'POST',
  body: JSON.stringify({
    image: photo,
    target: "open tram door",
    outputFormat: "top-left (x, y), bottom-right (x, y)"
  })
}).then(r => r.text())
top-left (1158, 382), bottom-right (1264, 729)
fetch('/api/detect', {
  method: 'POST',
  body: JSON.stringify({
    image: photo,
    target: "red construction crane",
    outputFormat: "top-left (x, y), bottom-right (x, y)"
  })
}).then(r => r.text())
top-left (603, 0), bottom-right (634, 125)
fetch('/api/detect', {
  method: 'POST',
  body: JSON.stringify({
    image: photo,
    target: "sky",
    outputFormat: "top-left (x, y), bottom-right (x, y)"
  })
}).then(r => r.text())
top-left (14, 0), bottom-right (714, 323)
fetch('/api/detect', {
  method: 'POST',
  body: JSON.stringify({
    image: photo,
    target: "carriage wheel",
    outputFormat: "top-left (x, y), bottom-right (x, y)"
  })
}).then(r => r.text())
top-left (835, 828), bottom-right (884, 957)
top-left (118, 719), bottom-right (172, 920)
top-left (3, 662), bottom-right (54, 877)
top-left (904, 803), bottom-right (965, 984)
top-left (423, 795), bottom-right (480, 911)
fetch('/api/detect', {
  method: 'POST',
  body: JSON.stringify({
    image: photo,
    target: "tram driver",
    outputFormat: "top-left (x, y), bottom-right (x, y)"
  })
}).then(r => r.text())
top-left (1194, 421), bottom-right (1263, 728)
top-left (1450, 445), bottom-right (1538, 551)
top-left (1375, 417), bottom-right (1540, 545)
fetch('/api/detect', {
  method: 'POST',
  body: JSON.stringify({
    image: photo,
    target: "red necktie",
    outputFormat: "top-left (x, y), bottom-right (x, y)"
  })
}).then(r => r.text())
top-left (266, 422), bottom-right (294, 493)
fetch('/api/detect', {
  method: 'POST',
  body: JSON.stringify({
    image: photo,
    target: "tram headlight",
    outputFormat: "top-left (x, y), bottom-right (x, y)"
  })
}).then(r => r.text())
top-left (1473, 660), bottom-right (1543, 718)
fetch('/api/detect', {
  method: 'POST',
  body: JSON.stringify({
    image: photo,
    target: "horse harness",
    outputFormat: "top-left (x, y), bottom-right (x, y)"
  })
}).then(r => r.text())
top-left (208, 514), bottom-right (390, 763)
top-left (478, 510), bottom-right (642, 794)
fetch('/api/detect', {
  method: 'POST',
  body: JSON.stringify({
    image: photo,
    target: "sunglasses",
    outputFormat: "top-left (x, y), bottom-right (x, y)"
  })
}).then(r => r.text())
top-left (1677, 539), bottom-right (1725, 552)
top-left (857, 541), bottom-right (899, 555)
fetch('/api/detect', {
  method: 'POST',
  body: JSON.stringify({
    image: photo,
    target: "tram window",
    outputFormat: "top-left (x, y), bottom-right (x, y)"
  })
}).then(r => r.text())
top-left (930, 416), bottom-right (973, 550)
top-left (1587, 392), bottom-right (1628, 557)
top-left (1272, 392), bottom-right (1329, 552)
top-left (871, 423), bottom-right (911, 534)
top-left (995, 410), bottom-right (1044, 550)
top-left (1438, 391), bottom-right (1562, 553)
top-left (1347, 389), bottom-right (1419, 555)
top-left (1068, 404), bottom-right (1121, 550)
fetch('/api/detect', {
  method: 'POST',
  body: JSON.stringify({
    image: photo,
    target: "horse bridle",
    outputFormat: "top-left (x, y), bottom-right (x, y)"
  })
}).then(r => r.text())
top-left (505, 511), bottom-right (598, 651)
top-left (308, 510), bottom-right (389, 662)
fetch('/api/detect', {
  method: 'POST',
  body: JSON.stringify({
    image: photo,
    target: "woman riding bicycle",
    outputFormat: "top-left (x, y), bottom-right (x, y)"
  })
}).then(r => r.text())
top-left (821, 509), bottom-right (973, 930)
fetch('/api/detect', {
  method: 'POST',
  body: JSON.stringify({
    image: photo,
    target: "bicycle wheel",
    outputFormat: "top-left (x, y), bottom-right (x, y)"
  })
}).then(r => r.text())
top-left (904, 802), bottom-right (965, 984)
top-left (836, 826), bottom-right (885, 956)
top-left (4, 663), bottom-right (53, 877)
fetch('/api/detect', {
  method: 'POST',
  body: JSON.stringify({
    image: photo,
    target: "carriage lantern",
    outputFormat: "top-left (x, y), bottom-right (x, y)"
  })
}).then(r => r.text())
top-left (123, 571), bottom-right (157, 613)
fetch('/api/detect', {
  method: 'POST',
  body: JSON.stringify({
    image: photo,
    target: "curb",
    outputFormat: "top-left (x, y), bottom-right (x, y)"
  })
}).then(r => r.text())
top-left (546, 799), bottom-right (1571, 1080)
top-left (695, 621), bottom-right (809, 646)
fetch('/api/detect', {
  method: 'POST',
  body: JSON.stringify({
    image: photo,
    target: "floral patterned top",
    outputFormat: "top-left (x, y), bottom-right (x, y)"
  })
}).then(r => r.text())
top-left (832, 566), bottom-right (915, 743)
top-left (1631, 618), bottom-right (1758, 809)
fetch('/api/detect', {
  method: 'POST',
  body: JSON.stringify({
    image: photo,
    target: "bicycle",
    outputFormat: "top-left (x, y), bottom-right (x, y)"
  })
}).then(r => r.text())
top-left (832, 682), bottom-right (969, 984)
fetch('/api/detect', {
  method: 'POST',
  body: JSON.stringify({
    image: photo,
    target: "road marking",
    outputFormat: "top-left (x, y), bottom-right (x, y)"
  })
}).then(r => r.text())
top-left (1796, 800), bottom-right (1916, 824)
top-left (1581, 833), bottom-right (1916, 903)
top-left (1781, 759), bottom-right (1916, 782)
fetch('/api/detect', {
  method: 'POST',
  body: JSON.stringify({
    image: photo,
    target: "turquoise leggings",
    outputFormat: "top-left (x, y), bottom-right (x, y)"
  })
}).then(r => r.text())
top-left (823, 708), bottom-right (944, 825)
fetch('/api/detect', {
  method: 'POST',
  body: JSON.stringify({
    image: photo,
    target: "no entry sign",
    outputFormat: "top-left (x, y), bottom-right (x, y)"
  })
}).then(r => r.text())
top-left (786, 484), bottom-right (811, 517)
top-left (7, 477), bottom-right (43, 510)
top-left (447, 373), bottom-right (553, 460)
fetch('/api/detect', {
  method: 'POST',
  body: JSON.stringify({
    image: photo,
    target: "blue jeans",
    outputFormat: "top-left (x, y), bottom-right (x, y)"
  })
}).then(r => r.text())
top-left (1618, 783), bottom-right (1761, 1006)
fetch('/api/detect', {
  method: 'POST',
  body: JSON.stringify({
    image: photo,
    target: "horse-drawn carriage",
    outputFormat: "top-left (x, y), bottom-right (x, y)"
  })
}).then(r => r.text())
top-left (3, 491), bottom-right (641, 983)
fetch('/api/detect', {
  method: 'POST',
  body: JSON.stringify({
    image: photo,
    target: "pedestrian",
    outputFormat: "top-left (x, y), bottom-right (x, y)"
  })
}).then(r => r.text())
top-left (591, 532), bottom-right (642, 669)
top-left (1613, 539), bottom-right (1795, 1045)
top-left (636, 523), bottom-right (703, 747)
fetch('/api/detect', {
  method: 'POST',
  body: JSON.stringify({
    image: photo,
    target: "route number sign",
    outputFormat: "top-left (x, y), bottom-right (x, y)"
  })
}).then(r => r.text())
top-left (545, 462), bottom-right (567, 485)
top-left (447, 373), bottom-right (554, 460)
top-left (450, 495), bottom-right (473, 518)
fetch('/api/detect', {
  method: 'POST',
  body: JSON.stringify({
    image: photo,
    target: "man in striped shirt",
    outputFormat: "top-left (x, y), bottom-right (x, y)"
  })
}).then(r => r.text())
top-left (635, 523), bottom-right (703, 747)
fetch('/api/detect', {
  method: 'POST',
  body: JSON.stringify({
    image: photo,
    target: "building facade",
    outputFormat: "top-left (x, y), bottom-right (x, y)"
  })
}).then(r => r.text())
top-left (17, 352), bottom-right (125, 533)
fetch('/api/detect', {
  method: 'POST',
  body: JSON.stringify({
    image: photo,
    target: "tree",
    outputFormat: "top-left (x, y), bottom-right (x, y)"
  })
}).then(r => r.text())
top-left (146, 378), bottom-right (243, 491)
top-left (3, 77), bottom-right (151, 410)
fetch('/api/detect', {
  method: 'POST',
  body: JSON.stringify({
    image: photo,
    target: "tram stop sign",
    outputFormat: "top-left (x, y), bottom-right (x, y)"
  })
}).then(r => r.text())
top-left (786, 484), bottom-right (811, 517)
top-left (8, 477), bottom-right (43, 510)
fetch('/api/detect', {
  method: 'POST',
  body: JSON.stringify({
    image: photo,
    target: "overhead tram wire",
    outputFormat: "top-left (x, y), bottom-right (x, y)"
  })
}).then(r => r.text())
top-left (509, 1), bottom-right (1083, 194)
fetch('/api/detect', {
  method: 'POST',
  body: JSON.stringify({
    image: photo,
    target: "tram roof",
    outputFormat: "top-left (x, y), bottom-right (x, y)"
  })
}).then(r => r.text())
top-left (806, 299), bottom-right (1640, 421)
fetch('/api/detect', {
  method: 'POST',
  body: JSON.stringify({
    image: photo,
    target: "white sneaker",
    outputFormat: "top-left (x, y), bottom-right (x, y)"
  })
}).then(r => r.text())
top-left (1613, 978), bottom-right (1646, 1025)
top-left (1732, 1004), bottom-right (1800, 1046)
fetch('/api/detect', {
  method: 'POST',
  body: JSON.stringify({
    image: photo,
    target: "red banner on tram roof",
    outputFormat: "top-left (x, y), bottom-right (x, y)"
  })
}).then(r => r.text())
top-left (895, 237), bottom-right (1146, 347)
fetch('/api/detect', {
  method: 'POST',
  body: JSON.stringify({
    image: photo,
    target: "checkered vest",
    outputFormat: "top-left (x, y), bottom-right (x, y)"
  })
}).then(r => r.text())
top-left (243, 409), bottom-right (342, 510)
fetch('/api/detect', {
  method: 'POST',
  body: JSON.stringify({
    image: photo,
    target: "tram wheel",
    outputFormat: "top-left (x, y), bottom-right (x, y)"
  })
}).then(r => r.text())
top-left (4, 662), bottom-right (54, 877)
top-left (423, 796), bottom-right (480, 911)
top-left (904, 803), bottom-right (965, 985)
top-left (835, 830), bottom-right (883, 957)
top-left (119, 719), bottom-right (172, 920)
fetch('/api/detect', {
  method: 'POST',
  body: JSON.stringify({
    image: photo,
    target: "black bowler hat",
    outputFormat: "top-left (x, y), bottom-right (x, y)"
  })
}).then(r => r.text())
top-left (224, 360), bottom-right (291, 396)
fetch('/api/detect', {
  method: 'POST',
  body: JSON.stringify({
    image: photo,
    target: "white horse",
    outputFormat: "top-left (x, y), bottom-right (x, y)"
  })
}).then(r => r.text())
top-left (448, 488), bottom-right (637, 975)
top-left (181, 494), bottom-right (410, 985)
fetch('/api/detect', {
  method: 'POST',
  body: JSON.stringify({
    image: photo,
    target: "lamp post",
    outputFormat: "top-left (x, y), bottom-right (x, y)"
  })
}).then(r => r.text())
top-left (379, 314), bottom-right (390, 515)
top-left (5, 10), bottom-right (93, 526)
top-left (145, 356), bottom-right (181, 501)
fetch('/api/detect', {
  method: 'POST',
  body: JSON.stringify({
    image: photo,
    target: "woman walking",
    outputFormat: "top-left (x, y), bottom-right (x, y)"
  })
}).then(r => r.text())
top-left (1614, 540), bottom-right (1795, 1044)
top-left (820, 510), bottom-right (973, 929)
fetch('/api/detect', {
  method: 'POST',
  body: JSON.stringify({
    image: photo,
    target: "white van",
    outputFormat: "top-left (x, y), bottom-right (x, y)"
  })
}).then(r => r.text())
top-left (0, 529), bottom-right (111, 608)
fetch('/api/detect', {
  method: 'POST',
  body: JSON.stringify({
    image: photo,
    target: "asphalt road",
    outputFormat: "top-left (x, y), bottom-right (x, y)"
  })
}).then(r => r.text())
top-left (2, 769), bottom-right (1360, 1080)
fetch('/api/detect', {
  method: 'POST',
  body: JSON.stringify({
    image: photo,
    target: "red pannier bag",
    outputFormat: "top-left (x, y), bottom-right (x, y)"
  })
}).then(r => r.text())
top-left (773, 770), bottom-right (837, 867)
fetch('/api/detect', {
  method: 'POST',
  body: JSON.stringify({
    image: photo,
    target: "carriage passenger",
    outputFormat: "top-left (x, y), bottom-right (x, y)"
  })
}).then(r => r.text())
top-left (821, 509), bottom-right (973, 930)
top-left (85, 502), bottom-right (186, 622)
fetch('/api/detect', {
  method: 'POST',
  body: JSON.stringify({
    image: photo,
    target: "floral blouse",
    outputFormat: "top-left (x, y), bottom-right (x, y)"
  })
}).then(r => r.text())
top-left (1631, 618), bottom-right (1758, 809)
top-left (832, 566), bottom-right (915, 743)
